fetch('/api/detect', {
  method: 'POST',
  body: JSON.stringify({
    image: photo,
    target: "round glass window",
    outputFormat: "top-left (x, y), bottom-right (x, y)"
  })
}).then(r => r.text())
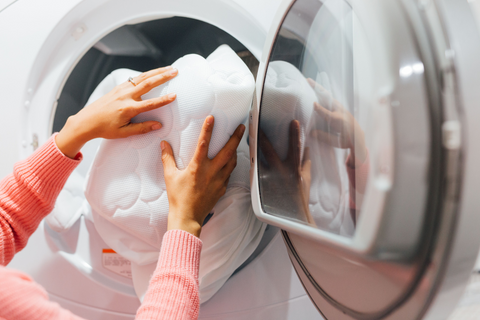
top-left (258, 0), bottom-right (369, 238)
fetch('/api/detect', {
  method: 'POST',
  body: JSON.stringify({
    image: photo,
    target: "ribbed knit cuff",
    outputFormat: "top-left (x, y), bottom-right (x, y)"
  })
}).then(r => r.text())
top-left (157, 230), bottom-right (202, 279)
top-left (13, 134), bottom-right (82, 205)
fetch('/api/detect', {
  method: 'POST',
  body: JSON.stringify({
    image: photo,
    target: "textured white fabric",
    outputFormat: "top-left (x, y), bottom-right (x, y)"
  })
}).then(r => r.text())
top-left (261, 61), bottom-right (316, 161)
top-left (46, 139), bottom-right (101, 232)
top-left (46, 170), bottom-right (85, 233)
top-left (261, 61), bottom-right (353, 236)
top-left (84, 45), bottom-right (265, 302)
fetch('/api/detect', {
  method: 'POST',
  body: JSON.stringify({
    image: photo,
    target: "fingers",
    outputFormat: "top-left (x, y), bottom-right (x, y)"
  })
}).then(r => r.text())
top-left (220, 152), bottom-right (237, 180)
top-left (132, 68), bottom-right (178, 98)
top-left (258, 128), bottom-right (281, 168)
top-left (193, 116), bottom-right (215, 162)
top-left (224, 176), bottom-right (230, 188)
top-left (121, 121), bottom-right (162, 137)
top-left (307, 78), bottom-right (328, 92)
top-left (311, 130), bottom-right (342, 148)
top-left (314, 102), bottom-right (333, 120)
top-left (308, 78), bottom-right (335, 111)
top-left (302, 147), bottom-right (311, 168)
top-left (213, 124), bottom-right (245, 169)
top-left (307, 78), bottom-right (331, 94)
top-left (287, 120), bottom-right (301, 168)
top-left (133, 66), bottom-right (173, 84)
top-left (133, 93), bottom-right (177, 115)
top-left (160, 140), bottom-right (178, 176)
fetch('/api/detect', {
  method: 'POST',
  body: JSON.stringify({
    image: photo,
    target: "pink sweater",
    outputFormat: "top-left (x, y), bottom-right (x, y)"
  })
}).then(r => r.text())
top-left (0, 135), bottom-right (202, 320)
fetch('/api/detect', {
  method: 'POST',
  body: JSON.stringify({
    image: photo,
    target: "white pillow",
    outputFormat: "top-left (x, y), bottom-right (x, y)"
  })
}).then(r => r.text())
top-left (84, 45), bottom-right (265, 302)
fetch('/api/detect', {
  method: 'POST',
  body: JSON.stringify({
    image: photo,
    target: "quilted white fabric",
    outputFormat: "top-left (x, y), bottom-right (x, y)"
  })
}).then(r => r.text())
top-left (46, 138), bottom-right (101, 232)
top-left (261, 61), bottom-right (353, 236)
top-left (84, 45), bottom-right (265, 302)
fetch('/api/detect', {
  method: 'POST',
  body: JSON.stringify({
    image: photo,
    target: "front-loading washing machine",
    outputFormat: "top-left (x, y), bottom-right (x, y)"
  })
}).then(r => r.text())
top-left (2, 0), bottom-right (480, 319)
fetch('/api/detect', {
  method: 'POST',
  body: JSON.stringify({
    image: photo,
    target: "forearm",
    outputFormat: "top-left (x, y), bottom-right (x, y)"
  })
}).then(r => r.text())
top-left (346, 149), bottom-right (370, 214)
top-left (346, 150), bottom-right (370, 190)
top-left (0, 135), bottom-right (81, 265)
top-left (136, 230), bottom-right (202, 320)
top-left (346, 122), bottom-right (367, 168)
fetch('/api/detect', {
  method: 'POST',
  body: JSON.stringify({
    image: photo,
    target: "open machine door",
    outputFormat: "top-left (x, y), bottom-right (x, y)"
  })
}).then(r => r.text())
top-left (250, 0), bottom-right (480, 319)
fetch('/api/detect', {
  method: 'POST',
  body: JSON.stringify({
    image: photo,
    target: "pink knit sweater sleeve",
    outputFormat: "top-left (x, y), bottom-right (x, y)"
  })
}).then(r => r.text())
top-left (0, 135), bottom-right (203, 320)
top-left (137, 230), bottom-right (202, 320)
top-left (0, 135), bottom-right (84, 320)
top-left (0, 135), bottom-right (81, 266)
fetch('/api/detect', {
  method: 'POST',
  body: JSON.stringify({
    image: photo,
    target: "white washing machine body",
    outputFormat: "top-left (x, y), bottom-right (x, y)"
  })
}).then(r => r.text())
top-left (0, 0), bottom-right (322, 319)
top-left (3, 0), bottom-right (480, 320)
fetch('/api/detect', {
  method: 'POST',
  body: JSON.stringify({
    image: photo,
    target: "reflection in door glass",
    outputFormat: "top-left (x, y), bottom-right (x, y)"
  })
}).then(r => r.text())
top-left (258, 0), bottom-right (369, 238)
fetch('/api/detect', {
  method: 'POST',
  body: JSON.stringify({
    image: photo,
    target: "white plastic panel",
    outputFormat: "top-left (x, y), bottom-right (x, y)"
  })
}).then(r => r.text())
top-left (0, 0), bottom-right (17, 12)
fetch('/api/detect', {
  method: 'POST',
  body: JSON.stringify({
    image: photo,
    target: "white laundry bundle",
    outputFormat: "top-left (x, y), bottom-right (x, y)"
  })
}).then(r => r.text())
top-left (260, 61), bottom-right (353, 236)
top-left (46, 138), bottom-right (101, 233)
top-left (81, 45), bottom-right (265, 303)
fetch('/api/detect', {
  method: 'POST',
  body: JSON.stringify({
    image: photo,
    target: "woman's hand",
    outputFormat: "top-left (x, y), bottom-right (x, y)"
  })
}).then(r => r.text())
top-left (258, 120), bottom-right (315, 226)
top-left (307, 78), bottom-right (367, 167)
top-left (161, 116), bottom-right (245, 237)
top-left (56, 66), bottom-right (178, 158)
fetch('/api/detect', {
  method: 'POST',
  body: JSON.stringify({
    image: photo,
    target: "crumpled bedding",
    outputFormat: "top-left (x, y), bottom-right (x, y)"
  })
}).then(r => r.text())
top-left (83, 45), bottom-right (265, 303)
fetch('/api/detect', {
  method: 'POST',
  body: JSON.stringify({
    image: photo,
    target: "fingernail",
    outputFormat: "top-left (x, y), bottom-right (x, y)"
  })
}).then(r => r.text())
top-left (164, 66), bottom-right (173, 70)
top-left (152, 123), bottom-right (161, 130)
top-left (206, 115), bottom-right (214, 125)
top-left (168, 93), bottom-right (176, 99)
top-left (170, 68), bottom-right (178, 75)
top-left (160, 141), bottom-right (166, 150)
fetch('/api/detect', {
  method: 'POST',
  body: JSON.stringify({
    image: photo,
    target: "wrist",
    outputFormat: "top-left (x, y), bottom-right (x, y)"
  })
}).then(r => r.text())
top-left (347, 125), bottom-right (367, 167)
top-left (168, 214), bottom-right (202, 238)
top-left (348, 145), bottom-right (367, 168)
top-left (56, 115), bottom-right (91, 159)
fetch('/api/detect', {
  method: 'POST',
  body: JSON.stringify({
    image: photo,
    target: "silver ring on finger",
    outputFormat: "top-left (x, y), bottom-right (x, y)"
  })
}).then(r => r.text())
top-left (128, 76), bottom-right (137, 86)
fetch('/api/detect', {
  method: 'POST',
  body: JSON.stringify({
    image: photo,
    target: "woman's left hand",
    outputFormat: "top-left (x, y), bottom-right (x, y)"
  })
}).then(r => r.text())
top-left (56, 66), bottom-right (178, 158)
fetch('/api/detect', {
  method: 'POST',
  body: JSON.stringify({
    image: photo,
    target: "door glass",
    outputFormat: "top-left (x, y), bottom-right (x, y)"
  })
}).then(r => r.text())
top-left (258, 0), bottom-right (369, 238)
